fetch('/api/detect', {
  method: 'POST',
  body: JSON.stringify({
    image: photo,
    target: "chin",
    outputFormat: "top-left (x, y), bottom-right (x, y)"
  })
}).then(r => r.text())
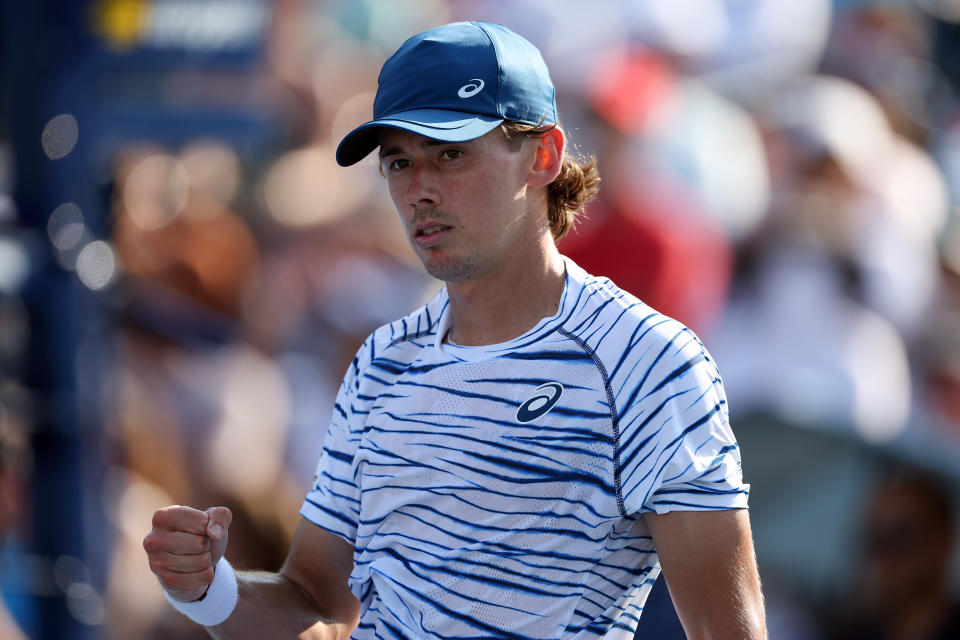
top-left (423, 254), bottom-right (477, 283)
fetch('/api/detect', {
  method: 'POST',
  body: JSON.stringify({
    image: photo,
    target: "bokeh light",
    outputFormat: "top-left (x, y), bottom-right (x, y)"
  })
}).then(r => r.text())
top-left (75, 240), bottom-right (117, 290)
top-left (0, 237), bottom-right (30, 294)
top-left (6, 3), bottom-right (960, 639)
top-left (178, 139), bottom-right (242, 211)
top-left (46, 202), bottom-right (86, 251)
top-left (64, 583), bottom-right (104, 626)
top-left (40, 114), bottom-right (79, 160)
top-left (122, 152), bottom-right (189, 231)
top-left (262, 145), bottom-right (367, 227)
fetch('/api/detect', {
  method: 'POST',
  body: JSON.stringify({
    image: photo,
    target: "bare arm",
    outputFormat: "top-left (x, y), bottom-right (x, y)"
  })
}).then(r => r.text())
top-left (644, 508), bottom-right (767, 640)
top-left (144, 507), bottom-right (360, 640)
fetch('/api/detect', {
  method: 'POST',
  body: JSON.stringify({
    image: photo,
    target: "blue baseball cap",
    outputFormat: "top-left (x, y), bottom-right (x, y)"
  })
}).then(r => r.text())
top-left (335, 21), bottom-right (558, 167)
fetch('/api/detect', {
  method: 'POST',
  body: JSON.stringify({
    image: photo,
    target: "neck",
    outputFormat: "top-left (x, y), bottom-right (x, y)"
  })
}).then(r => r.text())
top-left (445, 238), bottom-right (566, 346)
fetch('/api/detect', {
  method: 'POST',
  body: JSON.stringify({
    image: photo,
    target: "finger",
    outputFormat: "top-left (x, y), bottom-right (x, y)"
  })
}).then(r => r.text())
top-left (152, 551), bottom-right (214, 575)
top-left (144, 529), bottom-right (210, 556)
top-left (205, 506), bottom-right (232, 564)
top-left (152, 505), bottom-right (209, 536)
top-left (204, 506), bottom-right (232, 541)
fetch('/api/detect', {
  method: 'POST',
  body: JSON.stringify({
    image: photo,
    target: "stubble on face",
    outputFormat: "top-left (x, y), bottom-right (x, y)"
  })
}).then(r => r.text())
top-left (408, 207), bottom-right (478, 282)
top-left (423, 253), bottom-right (477, 282)
top-left (385, 128), bottom-right (536, 284)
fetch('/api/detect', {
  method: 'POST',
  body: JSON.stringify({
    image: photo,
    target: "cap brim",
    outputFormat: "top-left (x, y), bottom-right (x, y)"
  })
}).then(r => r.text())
top-left (335, 109), bottom-right (504, 166)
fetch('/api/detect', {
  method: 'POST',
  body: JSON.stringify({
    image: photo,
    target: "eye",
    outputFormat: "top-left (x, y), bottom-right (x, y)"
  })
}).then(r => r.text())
top-left (386, 158), bottom-right (410, 171)
top-left (440, 149), bottom-right (463, 160)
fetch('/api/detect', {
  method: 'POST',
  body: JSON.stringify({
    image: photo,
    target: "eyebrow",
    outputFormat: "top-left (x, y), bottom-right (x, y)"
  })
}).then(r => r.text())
top-left (378, 139), bottom-right (455, 159)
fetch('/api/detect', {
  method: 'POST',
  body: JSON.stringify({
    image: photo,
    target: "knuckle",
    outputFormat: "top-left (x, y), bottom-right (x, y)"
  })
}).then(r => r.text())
top-left (142, 533), bottom-right (161, 553)
top-left (184, 537), bottom-right (204, 555)
top-left (152, 507), bottom-right (172, 528)
top-left (154, 505), bottom-right (192, 528)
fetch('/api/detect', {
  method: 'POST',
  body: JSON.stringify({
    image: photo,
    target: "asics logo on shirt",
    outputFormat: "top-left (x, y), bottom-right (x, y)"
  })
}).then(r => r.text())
top-left (457, 78), bottom-right (485, 98)
top-left (516, 382), bottom-right (564, 423)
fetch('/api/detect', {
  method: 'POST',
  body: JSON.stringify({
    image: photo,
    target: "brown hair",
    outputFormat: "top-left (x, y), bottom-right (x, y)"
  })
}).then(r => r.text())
top-left (501, 121), bottom-right (600, 242)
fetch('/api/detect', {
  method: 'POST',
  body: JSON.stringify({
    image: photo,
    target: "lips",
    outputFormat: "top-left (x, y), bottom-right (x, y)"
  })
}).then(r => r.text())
top-left (416, 225), bottom-right (450, 237)
top-left (414, 222), bottom-right (453, 249)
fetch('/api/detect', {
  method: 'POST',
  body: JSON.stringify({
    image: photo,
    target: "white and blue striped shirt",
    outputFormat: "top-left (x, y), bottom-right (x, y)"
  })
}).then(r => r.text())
top-left (300, 258), bottom-right (748, 639)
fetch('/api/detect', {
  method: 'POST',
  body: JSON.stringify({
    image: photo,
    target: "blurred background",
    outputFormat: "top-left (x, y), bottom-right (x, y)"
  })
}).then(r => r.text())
top-left (2, 0), bottom-right (960, 638)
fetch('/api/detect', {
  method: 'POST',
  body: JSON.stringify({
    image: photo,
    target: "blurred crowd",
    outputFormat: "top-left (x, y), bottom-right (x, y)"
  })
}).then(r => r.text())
top-left (3, 0), bottom-right (960, 638)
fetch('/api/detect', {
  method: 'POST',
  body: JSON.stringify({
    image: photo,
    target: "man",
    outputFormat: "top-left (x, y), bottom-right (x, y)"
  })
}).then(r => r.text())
top-left (144, 21), bottom-right (767, 639)
top-left (833, 469), bottom-right (960, 640)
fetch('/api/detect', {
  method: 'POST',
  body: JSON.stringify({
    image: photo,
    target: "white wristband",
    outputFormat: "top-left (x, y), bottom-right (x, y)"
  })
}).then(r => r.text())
top-left (164, 556), bottom-right (238, 627)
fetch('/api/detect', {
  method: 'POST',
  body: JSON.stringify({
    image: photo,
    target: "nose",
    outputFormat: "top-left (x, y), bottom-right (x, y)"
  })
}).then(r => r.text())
top-left (403, 164), bottom-right (438, 208)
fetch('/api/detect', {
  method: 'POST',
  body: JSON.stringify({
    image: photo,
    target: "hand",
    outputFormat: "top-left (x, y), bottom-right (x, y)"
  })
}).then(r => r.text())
top-left (143, 505), bottom-right (233, 603)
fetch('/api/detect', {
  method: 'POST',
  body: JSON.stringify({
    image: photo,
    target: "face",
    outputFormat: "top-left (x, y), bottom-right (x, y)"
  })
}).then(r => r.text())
top-left (378, 127), bottom-right (542, 283)
top-left (860, 483), bottom-right (953, 608)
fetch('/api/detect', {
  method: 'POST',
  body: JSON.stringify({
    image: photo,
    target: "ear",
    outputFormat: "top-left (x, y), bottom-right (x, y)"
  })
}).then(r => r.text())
top-left (527, 126), bottom-right (565, 188)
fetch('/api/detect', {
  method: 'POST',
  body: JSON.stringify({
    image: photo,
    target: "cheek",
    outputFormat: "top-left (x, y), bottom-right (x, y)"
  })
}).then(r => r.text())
top-left (454, 169), bottom-right (509, 208)
top-left (386, 179), bottom-right (411, 215)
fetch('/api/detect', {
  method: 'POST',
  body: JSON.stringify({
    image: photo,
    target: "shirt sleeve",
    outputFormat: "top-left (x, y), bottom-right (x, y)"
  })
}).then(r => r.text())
top-left (298, 341), bottom-right (368, 544)
top-left (616, 325), bottom-right (749, 515)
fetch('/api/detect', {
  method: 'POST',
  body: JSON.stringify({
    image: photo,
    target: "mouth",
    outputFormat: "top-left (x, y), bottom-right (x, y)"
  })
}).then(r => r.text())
top-left (416, 224), bottom-right (452, 238)
top-left (413, 223), bottom-right (453, 249)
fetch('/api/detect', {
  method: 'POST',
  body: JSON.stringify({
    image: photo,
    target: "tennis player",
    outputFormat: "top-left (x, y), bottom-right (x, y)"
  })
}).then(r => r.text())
top-left (144, 21), bottom-right (767, 639)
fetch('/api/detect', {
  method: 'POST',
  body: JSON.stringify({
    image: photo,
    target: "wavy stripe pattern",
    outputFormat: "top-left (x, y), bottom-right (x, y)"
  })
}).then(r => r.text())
top-left (300, 259), bottom-right (748, 639)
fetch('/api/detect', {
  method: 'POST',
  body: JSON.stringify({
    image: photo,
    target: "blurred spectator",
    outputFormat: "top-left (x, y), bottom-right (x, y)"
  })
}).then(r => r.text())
top-left (7, 0), bottom-right (960, 637)
top-left (560, 46), bottom-right (770, 333)
top-left (829, 468), bottom-right (960, 640)
top-left (99, 126), bottom-right (433, 637)
top-left (100, 140), bottom-right (293, 639)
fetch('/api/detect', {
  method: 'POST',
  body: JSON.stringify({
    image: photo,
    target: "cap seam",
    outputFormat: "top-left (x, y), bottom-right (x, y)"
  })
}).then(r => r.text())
top-left (471, 21), bottom-right (506, 121)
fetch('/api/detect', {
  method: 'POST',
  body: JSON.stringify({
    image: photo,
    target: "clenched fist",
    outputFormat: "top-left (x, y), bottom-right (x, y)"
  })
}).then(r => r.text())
top-left (143, 505), bottom-right (233, 603)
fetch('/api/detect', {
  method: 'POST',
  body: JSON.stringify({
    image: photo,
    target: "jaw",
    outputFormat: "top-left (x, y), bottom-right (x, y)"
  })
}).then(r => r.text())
top-left (416, 246), bottom-right (478, 283)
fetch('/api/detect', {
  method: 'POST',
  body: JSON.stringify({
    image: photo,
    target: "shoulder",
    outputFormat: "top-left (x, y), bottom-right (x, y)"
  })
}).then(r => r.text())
top-left (561, 265), bottom-right (718, 391)
top-left (563, 267), bottom-right (697, 358)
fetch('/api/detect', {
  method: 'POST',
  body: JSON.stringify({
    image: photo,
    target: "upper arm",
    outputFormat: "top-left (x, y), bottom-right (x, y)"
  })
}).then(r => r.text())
top-left (645, 508), bottom-right (766, 640)
top-left (280, 518), bottom-right (361, 629)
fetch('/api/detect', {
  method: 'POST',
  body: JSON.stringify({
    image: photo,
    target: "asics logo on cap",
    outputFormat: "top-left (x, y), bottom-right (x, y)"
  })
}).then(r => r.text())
top-left (516, 382), bottom-right (564, 423)
top-left (457, 78), bottom-right (485, 98)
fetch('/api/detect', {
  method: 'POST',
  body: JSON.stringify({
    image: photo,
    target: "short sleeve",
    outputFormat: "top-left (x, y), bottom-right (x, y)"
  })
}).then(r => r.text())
top-left (616, 327), bottom-right (749, 515)
top-left (299, 342), bottom-right (368, 544)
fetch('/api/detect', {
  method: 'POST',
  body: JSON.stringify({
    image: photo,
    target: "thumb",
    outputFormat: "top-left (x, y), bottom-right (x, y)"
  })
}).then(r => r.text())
top-left (204, 506), bottom-right (232, 564)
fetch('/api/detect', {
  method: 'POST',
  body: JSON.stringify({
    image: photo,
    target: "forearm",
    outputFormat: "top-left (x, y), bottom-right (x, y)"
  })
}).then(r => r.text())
top-left (727, 553), bottom-right (767, 640)
top-left (204, 570), bottom-right (358, 640)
